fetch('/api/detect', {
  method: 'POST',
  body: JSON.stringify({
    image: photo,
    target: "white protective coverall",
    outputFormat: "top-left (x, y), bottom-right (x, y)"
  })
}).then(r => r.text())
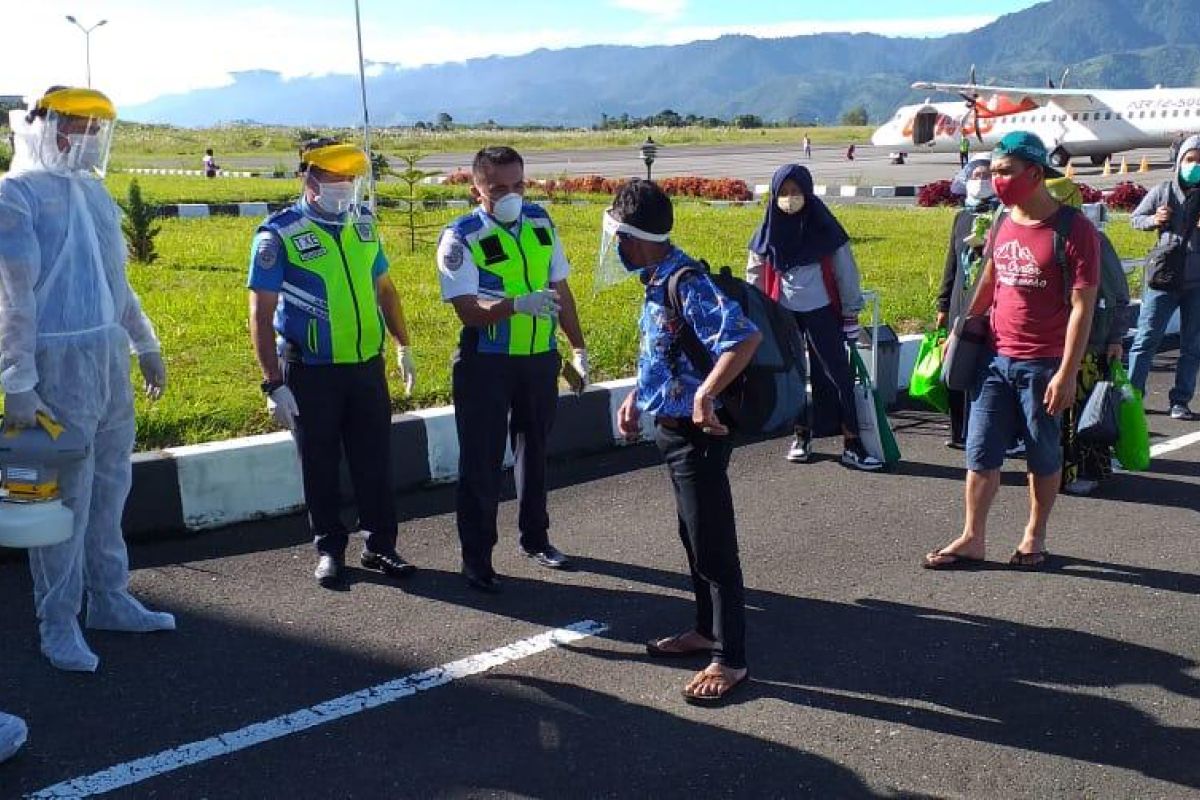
top-left (0, 110), bottom-right (174, 673)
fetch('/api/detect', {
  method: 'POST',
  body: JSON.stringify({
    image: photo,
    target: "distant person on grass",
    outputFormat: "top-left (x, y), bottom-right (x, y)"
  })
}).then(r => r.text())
top-left (203, 147), bottom-right (218, 178)
top-left (924, 132), bottom-right (1099, 571)
top-left (802, 132), bottom-right (812, 160)
top-left (248, 138), bottom-right (418, 588)
top-left (612, 179), bottom-right (760, 704)
top-left (746, 164), bottom-right (882, 470)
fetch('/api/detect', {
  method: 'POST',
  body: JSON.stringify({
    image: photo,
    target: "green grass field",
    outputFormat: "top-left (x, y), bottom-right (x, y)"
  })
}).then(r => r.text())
top-left (120, 202), bottom-right (1157, 451)
top-left (109, 124), bottom-right (874, 167)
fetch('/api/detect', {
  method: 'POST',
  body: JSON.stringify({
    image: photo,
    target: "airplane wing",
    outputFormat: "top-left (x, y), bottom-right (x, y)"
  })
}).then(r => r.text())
top-left (911, 82), bottom-right (1102, 111)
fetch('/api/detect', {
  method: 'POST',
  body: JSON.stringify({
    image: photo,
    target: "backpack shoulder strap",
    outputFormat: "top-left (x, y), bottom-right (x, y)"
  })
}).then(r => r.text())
top-left (665, 265), bottom-right (715, 375)
top-left (1052, 205), bottom-right (1081, 305)
top-left (982, 209), bottom-right (1008, 263)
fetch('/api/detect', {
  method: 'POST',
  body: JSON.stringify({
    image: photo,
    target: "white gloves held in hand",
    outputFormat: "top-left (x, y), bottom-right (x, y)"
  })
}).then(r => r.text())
top-left (396, 344), bottom-right (416, 395)
top-left (2, 389), bottom-right (51, 430)
top-left (138, 351), bottom-right (167, 401)
top-left (514, 289), bottom-right (561, 319)
top-left (267, 385), bottom-right (300, 430)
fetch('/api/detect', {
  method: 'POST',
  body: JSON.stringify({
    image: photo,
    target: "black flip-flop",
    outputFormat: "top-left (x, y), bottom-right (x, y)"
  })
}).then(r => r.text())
top-left (922, 551), bottom-right (985, 570)
top-left (682, 670), bottom-right (750, 706)
top-left (1008, 550), bottom-right (1050, 569)
top-left (646, 636), bottom-right (713, 659)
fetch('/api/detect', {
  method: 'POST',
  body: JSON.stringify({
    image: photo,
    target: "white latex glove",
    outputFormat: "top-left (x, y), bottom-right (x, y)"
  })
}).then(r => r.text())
top-left (571, 347), bottom-right (589, 386)
top-left (513, 289), bottom-right (561, 319)
top-left (267, 385), bottom-right (300, 430)
top-left (138, 351), bottom-right (167, 401)
top-left (3, 389), bottom-right (51, 430)
top-left (396, 344), bottom-right (416, 395)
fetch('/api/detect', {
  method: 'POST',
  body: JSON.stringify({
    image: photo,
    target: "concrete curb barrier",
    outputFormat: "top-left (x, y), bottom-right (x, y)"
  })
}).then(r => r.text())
top-left (116, 304), bottom-right (1175, 539)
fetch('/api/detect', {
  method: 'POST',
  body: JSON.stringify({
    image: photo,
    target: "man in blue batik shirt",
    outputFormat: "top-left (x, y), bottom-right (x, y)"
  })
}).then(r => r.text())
top-left (611, 180), bottom-right (761, 706)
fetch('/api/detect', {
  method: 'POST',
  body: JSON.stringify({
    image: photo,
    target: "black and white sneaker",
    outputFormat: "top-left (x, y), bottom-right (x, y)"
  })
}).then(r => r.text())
top-left (520, 543), bottom-right (571, 570)
top-left (1170, 403), bottom-right (1196, 421)
top-left (841, 440), bottom-right (884, 471)
top-left (786, 433), bottom-right (812, 463)
top-left (314, 554), bottom-right (344, 587)
top-left (360, 550), bottom-right (417, 578)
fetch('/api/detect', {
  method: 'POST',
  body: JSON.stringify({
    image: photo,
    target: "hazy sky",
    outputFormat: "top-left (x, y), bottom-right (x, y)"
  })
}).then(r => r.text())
top-left (5, 0), bottom-right (1041, 107)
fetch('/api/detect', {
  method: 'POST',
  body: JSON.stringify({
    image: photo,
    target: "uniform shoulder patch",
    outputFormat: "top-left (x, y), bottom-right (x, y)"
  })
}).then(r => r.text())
top-left (438, 233), bottom-right (466, 271)
top-left (254, 231), bottom-right (281, 269)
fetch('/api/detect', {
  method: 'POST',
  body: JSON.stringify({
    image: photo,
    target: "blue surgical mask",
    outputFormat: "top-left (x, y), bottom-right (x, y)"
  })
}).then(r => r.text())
top-left (1181, 162), bottom-right (1200, 186)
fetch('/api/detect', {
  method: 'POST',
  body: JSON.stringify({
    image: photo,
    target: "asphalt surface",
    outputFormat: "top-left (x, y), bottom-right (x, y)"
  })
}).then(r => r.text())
top-left (416, 143), bottom-right (1183, 193)
top-left (177, 142), bottom-right (1185, 197)
top-left (2, 354), bottom-right (1198, 799)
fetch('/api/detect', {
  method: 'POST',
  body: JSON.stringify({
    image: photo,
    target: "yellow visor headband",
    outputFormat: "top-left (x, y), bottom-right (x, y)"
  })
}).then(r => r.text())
top-left (36, 88), bottom-right (116, 121)
top-left (302, 144), bottom-right (369, 178)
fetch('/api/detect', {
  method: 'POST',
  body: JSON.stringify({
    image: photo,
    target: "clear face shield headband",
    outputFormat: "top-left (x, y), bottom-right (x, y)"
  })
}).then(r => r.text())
top-left (10, 110), bottom-right (114, 178)
top-left (594, 208), bottom-right (671, 292)
top-left (300, 143), bottom-right (369, 223)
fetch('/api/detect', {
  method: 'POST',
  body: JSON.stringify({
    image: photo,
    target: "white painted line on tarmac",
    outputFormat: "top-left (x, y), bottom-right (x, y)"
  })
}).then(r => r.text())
top-left (29, 620), bottom-right (608, 799)
top-left (1150, 430), bottom-right (1200, 458)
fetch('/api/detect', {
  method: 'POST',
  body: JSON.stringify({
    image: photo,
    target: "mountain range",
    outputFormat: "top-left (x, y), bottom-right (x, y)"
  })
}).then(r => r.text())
top-left (126, 0), bottom-right (1200, 127)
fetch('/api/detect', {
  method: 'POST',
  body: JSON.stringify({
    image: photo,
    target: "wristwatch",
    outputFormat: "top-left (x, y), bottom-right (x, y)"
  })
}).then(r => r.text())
top-left (261, 379), bottom-right (284, 395)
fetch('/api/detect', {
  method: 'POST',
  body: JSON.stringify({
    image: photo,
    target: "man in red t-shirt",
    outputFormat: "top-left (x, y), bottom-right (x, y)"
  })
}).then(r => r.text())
top-left (925, 132), bottom-right (1099, 571)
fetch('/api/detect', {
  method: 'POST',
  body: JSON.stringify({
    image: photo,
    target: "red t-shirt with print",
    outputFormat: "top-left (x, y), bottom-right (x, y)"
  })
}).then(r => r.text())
top-left (988, 208), bottom-right (1099, 360)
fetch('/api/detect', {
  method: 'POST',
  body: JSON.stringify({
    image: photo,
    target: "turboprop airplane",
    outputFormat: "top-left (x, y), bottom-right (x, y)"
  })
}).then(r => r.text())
top-left (872, 71), bottom-right (1200, 166)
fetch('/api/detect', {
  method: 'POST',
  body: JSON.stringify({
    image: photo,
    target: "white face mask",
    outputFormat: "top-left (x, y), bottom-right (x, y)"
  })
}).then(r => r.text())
top-left (776, 194), bottom-right (805, 214)
top-left (489, 192), bottom-right (524, 224)
top-left (315, 181), bottom-right (355, 213)
top-left (966, 178), bottom-right (994, 201)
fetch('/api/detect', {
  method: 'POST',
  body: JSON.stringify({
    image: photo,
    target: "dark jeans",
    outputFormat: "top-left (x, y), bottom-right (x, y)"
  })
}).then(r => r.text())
top-left (286, 355), bottom-right (397, 558)
top-left (794, 304), bottom-right (859, 438)
top-left (654, 420), bottom-right (747, 669)
top-left (452, 350), bottom-right (560, 577)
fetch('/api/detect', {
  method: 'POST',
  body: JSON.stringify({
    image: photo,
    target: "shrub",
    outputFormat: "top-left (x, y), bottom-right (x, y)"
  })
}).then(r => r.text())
top-left (918, 180), bottom-right (962, 208)
top-left (444, 169), bottom-right (472, 185)
top-left (1105, 181), bottom-right (1147, 211)
top-left (120, 179), bottom-right (160, 263)
top-left (1077, 182), bottom-right (1103, 204)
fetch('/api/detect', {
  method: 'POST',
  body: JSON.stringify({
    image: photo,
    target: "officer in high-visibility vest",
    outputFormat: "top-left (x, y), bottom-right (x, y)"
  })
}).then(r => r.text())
top-left (436, 146), bottom-right (588, 593)
top-left (248, 138), bottom-right (417, 588)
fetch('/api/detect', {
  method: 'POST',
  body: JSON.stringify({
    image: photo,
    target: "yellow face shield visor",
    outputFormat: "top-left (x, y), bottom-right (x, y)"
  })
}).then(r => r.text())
top-left (301, 143), bottom-right (369, 178)
top-left (35, 88), bottom-right (117, 121)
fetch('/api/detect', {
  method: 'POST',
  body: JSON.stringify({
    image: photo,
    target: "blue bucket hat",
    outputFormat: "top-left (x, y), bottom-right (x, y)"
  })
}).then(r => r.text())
top-left (991, 131), bottom-right (1062, 178)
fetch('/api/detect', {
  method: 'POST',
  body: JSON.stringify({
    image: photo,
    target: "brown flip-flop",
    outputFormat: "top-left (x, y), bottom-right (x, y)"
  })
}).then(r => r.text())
top-left (682, 669), bottom-right (750, 706)
top-left (922, 551), bottom-right (985, 570)
top-left (646, 634), bottom-right (713, 659)
top-left (1008, 550), bottom-right (1050, 569)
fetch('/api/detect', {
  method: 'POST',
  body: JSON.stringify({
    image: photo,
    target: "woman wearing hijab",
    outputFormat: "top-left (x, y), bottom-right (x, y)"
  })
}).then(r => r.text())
top-left (936, 157), bottom-right (998, 447)
top-left (746, 164), bottom-right (882, 470)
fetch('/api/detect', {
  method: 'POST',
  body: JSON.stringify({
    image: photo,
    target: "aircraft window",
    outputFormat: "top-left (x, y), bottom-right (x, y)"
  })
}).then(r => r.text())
top-left (1105, 112), bottom-right (1112, 120)
top-left (1174, 110), bottom-right (1180, 117)
top-left (1116, 112), bottom-right (1122, 119)
top-left (1072, 113), bottom-right (1078, 121)
top-left (1151, 111), bottom-right (1157, 117)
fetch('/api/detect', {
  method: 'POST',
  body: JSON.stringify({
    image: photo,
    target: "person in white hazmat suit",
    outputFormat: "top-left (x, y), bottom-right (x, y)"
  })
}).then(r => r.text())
top-left (0, 87), bottom-right (174, 672)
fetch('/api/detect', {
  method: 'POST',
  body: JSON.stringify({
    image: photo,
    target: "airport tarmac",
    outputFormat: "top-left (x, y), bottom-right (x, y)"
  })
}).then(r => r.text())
top-left (2, 353), bottom-right (1197, 799)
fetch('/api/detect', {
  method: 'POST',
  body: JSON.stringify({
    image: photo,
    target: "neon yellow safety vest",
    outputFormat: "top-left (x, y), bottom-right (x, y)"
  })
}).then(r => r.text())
top-left (459, 213), bottom-right (557, 355)
top-left (277, 215), bottom-right (384, 364)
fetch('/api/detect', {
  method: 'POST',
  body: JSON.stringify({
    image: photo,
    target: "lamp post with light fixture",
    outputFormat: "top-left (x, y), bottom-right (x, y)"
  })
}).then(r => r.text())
top-left (65, 16), bottom-right (107, 88)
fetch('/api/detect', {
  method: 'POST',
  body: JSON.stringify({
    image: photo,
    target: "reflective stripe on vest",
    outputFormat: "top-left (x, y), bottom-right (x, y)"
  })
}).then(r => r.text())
top-left (464, 217), bottom-right (556, 355)
top-left (279, 218), bottom-right (384, 364)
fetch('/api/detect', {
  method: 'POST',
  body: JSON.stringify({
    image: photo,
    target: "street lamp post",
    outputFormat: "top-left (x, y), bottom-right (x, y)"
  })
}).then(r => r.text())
top-left (640, 136), bottom-right (658, 181)
top-left (65, 16), bottom-right (107, 88)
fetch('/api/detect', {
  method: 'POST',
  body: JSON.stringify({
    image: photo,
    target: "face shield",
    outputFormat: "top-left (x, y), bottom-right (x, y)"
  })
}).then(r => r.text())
top-left (11, 88), bottom-right (116, 178)
top-left (300, 143), bottom-right (368, 223)
top-left (595, 208), bottom-right (671, 292)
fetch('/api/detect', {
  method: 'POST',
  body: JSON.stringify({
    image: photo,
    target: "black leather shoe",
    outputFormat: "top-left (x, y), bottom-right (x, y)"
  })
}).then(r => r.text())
top-left (361, 550), bottom-right (417, 579)
top-left (463, 569), bottom-right (502, 594)
top-left (314, 554), bottom-right (343, 587)
top-left (519, 544), bottom-right (571, 570)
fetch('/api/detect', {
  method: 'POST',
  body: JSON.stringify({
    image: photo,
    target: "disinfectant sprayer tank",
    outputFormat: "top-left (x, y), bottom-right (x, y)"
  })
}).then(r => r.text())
top-left (0, 412), bottom-right (89, 548)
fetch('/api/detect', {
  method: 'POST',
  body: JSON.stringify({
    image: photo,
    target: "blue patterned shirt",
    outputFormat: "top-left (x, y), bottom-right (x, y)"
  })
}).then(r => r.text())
top-left (635, 248), bottom-right (759, 418)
